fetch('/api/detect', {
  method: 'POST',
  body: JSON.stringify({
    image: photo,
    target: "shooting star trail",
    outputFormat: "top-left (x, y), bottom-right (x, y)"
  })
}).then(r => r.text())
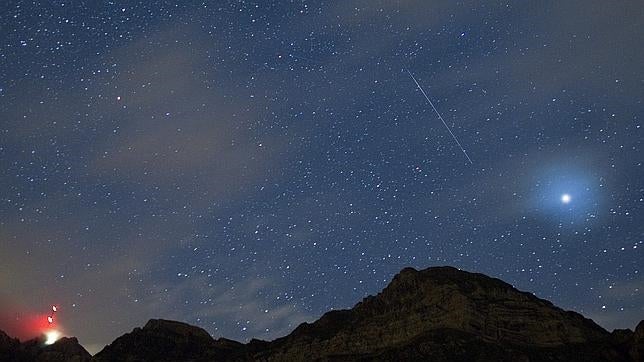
top-left (406, 69), bottom-right (473, 165)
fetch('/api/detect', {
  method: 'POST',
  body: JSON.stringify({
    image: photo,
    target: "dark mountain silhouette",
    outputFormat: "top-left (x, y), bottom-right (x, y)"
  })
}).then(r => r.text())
top-left (0, 329), bottom-right (91, 362)
top-left (2, 266), bottom-right (643, 361)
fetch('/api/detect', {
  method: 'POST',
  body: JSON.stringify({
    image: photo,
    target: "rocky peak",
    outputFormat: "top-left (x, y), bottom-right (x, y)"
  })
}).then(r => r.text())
top-left (37, 337), bottom-right (92, 362)
top-left (94, 319), bottom-right (214, 361)
top-left (142, 319), bottom-right (213, 341)
top-left (0, 329), bottom-right (19, 349)
top-left (258, 266), bottom-right (619, 360)
top-left (632, 321), bottom-right (644, 361)
top-left (0, 330), bottom-right (20, 361)
top-left (93, 319), bottom-right (247, 361)
top-left (0, 332), bottom-right (90, 362)
top-left (635, 320), bottom-right (644, 338)
top-left (352, 266), bottom-right (609, 346)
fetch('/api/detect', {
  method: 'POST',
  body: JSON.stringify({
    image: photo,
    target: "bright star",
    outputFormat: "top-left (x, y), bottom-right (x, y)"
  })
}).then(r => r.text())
top-left (561, 194), bottom-right (571, 204)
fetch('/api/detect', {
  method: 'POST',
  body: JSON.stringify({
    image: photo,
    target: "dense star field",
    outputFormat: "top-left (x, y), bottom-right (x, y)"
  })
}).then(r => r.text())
top-left (1, 0), bottom-right (642, 354)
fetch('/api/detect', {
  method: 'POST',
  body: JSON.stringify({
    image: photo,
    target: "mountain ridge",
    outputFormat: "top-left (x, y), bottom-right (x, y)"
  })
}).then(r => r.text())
top-left (2, 266), bottom-right (642, 361)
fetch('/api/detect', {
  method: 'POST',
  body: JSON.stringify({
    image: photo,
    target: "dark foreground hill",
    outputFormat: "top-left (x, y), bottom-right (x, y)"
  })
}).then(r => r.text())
top-left (0, 331), bottom-right (91, 362)
top-left (2, 266), bottom-right (643, 361)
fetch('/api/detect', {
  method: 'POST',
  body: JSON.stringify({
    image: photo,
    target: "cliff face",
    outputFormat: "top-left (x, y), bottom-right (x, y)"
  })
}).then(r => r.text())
top-left (253, 266), bottom-right (630, 361)
top-left (2, 266), bottom-right (642, 361)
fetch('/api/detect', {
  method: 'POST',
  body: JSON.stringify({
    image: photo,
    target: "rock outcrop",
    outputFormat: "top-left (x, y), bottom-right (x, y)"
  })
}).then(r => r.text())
top-left (632, 321), bottom-right (644, 362)
top-left (2, 266), bottom-right (642, 361)
top-left (92, 319), bottom-right (243, 362)
top-left (252, 266), bottom-right (632, 361)
top-left (0, 330), bottom-right (21, 362)
top-left (0, 333), bottom-right (91, 362)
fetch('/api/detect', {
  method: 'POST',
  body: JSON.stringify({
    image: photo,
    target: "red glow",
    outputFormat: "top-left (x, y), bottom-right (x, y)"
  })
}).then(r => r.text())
top-left (0, 301), bottom-right (61, 341)
top-left (0, 312), bottom-right (53, 341)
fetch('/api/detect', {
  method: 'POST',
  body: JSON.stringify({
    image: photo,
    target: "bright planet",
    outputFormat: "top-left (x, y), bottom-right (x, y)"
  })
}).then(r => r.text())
top-left (561, 194), bottom-right (571, 204)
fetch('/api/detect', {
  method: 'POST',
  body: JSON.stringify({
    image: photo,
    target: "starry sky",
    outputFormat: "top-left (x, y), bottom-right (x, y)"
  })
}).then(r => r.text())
top-left (1, 0), bottom-right (643, 354)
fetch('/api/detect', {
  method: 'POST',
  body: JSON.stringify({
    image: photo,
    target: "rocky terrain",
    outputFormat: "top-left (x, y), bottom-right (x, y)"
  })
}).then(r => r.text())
top-left (0, 330), bottom-right (91, 362)
top-left (2, 266), bottom-right (642, 361)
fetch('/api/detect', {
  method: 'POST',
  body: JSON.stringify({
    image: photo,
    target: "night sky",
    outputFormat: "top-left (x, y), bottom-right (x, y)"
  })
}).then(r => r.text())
top-left (1, 0), bottom-right (643, 354)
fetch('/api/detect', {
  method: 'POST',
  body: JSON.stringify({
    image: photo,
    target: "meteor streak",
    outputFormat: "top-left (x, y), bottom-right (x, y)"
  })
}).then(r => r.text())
top-left (406, 69), bottom-right (473, 165)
